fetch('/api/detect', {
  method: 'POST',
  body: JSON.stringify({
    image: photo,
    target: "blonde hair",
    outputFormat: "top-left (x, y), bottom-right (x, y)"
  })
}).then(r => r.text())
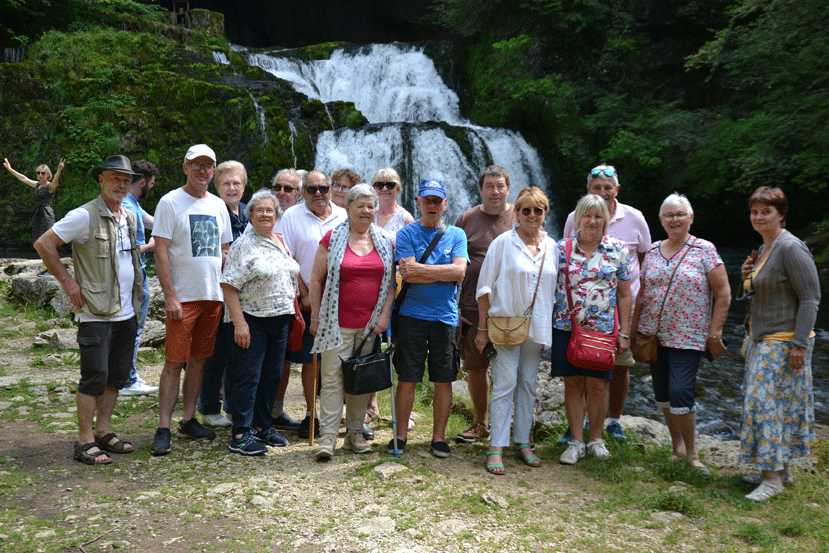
top-left (515, 186), bottom-right (549, 212)
top-left (573, 194), bottom-right (610, 235)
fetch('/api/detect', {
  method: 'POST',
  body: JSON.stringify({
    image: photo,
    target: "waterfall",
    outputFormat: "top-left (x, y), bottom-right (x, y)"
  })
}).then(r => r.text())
top-left (246, 91), bottom-right (268, 142)
top-left (241, 43), bottom-right (550, 223)
top-left (212, 51), bottom-right (229, 65)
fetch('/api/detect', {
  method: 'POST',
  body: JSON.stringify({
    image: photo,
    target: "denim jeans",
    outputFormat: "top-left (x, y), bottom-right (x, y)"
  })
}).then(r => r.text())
top-left (229, 313), bottom-right (290, 434)
top-left (198, 318), bottom-right (233, 416)
top-left (125, 268), bottom-right (149, 386)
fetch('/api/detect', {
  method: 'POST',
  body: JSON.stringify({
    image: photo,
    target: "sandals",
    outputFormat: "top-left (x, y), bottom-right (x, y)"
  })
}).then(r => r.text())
top-left (95, 432), bottom-right (134, 454)
top-left (74, 442), bottom-right (112, 465)
top-left (516, 444), bottom-right (541, 467)
top-left (745, 481), bottom-right (783, 502)
top-left (486, 451), bottom-right (505, 475)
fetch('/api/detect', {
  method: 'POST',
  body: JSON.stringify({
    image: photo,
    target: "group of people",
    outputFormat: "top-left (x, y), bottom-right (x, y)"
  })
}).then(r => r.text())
top-left (24, 148), bottom-right (818, 503)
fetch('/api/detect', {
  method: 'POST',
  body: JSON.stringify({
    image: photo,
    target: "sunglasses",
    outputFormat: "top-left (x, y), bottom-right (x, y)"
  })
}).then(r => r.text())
top-left (188, 162), bottom-right (215, 172)
top-left (36, 171), bottom-right (48, 175)
top-left (520, 207), bottom-right (545, 216)
top-left (272, 184), bottom-right (296, 193)
top-left (590, 167), bottom-right (616, 179)
top-left (373, 181), bottom-right (396, 190)
top-left (305, 185), bottom-right (330, 195)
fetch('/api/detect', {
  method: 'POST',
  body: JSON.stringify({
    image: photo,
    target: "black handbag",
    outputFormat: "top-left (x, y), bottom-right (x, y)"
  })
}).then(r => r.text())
top-left (341, 335), bottom-right (395, 395)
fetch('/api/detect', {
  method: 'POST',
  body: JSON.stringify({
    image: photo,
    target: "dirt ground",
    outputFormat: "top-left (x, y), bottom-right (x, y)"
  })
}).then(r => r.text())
top-left (0, 309), bottom-right (821, 553)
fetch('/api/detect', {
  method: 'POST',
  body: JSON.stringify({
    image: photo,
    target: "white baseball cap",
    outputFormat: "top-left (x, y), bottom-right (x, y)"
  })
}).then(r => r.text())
top-left (184, 144), bottom-right (216, 163)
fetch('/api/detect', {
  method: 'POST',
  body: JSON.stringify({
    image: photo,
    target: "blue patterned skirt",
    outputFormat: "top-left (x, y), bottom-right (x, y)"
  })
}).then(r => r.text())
top-left (740, 337), bottom-right (814, 471)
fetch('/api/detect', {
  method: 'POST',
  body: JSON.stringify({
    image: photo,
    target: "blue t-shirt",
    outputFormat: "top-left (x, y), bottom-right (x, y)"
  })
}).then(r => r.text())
top-left (395, 222), bottom-right (469, 326)
top-left (123, 193), bottom-right (148, 267)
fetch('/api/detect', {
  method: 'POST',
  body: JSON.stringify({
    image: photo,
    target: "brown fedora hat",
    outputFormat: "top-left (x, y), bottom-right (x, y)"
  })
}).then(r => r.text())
top-left (91, 155), bottom-right (140, 182)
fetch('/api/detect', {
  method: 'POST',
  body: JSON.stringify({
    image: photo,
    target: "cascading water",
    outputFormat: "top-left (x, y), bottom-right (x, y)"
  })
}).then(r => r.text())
top-left (241, 43), bottom-right (552, 225)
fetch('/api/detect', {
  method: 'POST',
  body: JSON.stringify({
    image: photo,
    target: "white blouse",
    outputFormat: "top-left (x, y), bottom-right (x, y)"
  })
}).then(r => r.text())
top-left (476, 227), bottom-right (557, 347)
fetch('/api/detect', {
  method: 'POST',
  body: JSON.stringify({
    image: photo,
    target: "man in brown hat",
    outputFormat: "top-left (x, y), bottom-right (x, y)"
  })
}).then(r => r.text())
top-left (35, 155), bottom-right (143, 465)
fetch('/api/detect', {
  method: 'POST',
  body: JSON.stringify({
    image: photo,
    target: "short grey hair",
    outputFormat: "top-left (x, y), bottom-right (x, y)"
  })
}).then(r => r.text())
top-left (573, 194), bottom-right (610, 235)
top-left (272, 168), bottom-right (303, 193)
top-left (244, 189), bottom-right (282, 220)
top-left (659, 193), bottom-right (694, 217)
top-left (346, 183), bottom-right (378, 208)
top-left (586, 164), bottom-right (619, 188)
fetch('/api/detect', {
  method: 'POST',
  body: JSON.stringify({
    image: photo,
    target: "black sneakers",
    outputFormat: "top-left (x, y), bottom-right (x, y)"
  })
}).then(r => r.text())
top-left (178, 418), bottom-right (217, 440)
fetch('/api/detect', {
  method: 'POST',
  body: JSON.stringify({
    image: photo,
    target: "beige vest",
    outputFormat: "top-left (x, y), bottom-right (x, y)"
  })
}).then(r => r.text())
top-left (71, 195), bottom-right (142, 319)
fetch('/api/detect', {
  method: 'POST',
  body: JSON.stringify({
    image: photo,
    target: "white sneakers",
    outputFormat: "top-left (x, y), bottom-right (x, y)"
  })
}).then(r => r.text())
top-left (559, 438), bottom-right (612, 465)
top-left (201, 413), bottom-right (232, 428)
top-left (316, 433), bottom-right (337, 459)
top-left (343, 429), bottom-right (372, 454)
top-left (587, 438), bottom-right (611, 459)
top-left (559, 440), bottom-right (586, 465)
top-left (119, 379), bottom-right (159, 396)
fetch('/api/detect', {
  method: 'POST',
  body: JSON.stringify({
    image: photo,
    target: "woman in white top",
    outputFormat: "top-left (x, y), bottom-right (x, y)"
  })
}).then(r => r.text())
top-left (372, 167), bottom-right (414, 240)
top-left (475, 187), bottom-right (557, 475)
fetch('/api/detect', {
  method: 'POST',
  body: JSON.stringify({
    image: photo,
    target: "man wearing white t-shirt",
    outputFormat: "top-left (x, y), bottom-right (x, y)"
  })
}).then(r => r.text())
top-left (275, 170), bottom-right (346, 439)
top-left (150, 144), bottom-right (233, 456)
top-left (35, 155), bottom-right (143, 465)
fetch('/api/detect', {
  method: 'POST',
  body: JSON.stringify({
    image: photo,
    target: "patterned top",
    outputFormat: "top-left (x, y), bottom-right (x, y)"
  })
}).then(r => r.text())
top-left (636, 237), bottom-right (723, 351)
top-left (220, 226), bottom-right (299, 318)
top-left (553, 232), bottom-right (630, 333)
top-left (376, 206), bottom-right (414, 241)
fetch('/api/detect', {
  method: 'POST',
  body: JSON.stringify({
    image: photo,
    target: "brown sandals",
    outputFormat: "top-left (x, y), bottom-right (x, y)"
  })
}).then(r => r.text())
top-left (74, 442), bottom-right (112, 465)
top-left (95, 432), bottom-right (134, 454)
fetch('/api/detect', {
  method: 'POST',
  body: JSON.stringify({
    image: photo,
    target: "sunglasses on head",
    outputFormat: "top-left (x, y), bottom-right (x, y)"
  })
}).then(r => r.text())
top-left (373, 181), bottom-right (396, 190)
top-left (590, 167), bottom-right (616, 179)
top-left (305, 185), bottom-right (330, 195)
top-left (272, 184), bottom-right (296, 193)
top-left (520, 207), bottom-right (545, 216)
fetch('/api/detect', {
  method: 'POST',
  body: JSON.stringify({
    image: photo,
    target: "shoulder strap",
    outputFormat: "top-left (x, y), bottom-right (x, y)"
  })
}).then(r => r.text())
top-left (655, 237), bottom-right (696, 331)
top-left (564, 237), bottom-right (618, 334)
top-left (524, 240), bottom-right (546, 316)
top-left (395, 224), bottom-right (446, 308)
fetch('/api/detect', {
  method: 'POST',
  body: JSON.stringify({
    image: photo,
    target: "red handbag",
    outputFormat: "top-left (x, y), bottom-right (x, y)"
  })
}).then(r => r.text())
top-left (564, 237), bottom-right (617, 371)
top-left (288, 294), bottom-right (305, 352)
top-left (275, 232), bottom-right (305, 353)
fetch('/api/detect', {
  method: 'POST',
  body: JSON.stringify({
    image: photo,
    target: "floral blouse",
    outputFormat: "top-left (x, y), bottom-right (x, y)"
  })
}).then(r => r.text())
top-left (553, 233), bottom-right (630, 333)
top-left (636, 237), bottom-right (722, 351)
top-left (220, 226), bottom-right (299, 319)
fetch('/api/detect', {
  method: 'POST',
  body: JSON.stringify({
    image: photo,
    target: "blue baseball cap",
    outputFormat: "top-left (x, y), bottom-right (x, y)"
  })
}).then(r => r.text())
top-left (418, 179), bottom-right (446, 199)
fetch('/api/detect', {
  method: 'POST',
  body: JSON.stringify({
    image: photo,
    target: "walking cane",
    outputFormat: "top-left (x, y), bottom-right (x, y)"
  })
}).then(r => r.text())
top-left (309, 352), bottom-right (317, 446)
top-left (387, 328), bottom-right (401, 457)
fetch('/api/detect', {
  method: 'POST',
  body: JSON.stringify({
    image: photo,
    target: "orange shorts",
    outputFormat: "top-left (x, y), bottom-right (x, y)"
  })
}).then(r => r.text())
top-left (165, 301), bottom-right (223, 364)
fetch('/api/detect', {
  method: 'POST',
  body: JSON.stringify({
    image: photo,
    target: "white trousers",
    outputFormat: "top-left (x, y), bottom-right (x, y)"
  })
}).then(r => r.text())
top-left (490, 339), bottom-right (543, 447)
top-left (319, 327), bottom-right (372, 435)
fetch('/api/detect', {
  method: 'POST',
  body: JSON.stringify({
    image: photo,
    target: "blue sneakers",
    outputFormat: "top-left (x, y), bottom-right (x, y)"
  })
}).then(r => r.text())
top-left (255, 427), bottom-right (289, 447)
top-left (606, 421), bottom-right (627, 441)
top-left (229, 432), bottom-right (267, 456)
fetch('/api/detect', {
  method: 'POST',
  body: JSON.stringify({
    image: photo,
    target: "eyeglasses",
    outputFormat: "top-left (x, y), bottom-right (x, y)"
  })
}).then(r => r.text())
top-left (332, 183), bottom-right (351, 191)
top-left (373, 181), bottom-right (396, 190)
top-left (253, 207), bottom-right (276, 215)
top-left (520, 207), bottom-right (545, 216)
top-left (188, 162), bottom-right (215, 172)
top-left (272, 184), bottom-right (296, 193)
top-left (305, 185), bottom-right (330, 195)
top-left (662, 212), bottom-right (688, 220)
top-left (590, 167), bottom-right (616, 179)
top-left (116, 221), bottom-right (136, 253)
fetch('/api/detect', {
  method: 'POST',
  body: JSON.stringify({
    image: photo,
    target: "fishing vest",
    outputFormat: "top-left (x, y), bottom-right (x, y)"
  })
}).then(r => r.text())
top-left (71, 195), bottom-right (142, 320)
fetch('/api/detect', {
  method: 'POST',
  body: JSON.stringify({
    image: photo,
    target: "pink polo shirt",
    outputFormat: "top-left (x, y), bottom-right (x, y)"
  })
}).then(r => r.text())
top-left (563, 201), bottom-right (651, 302)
